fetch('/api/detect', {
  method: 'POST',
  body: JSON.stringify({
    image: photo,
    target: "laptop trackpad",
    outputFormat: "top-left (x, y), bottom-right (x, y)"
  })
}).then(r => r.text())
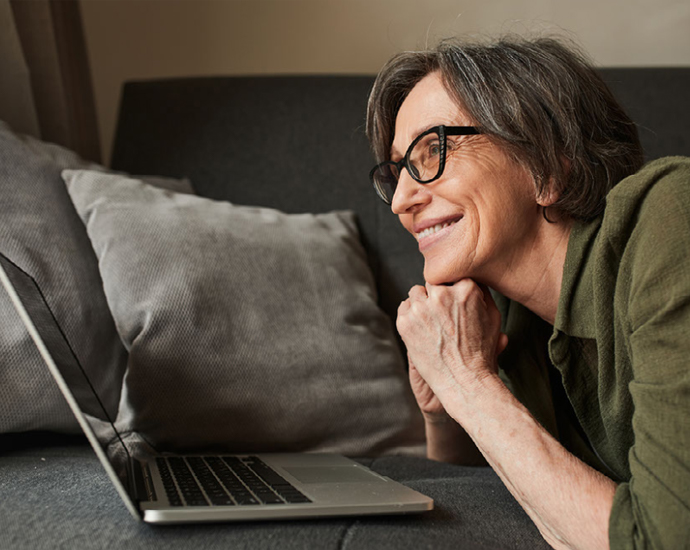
top-left (285, 466), bottom-right (379, 484)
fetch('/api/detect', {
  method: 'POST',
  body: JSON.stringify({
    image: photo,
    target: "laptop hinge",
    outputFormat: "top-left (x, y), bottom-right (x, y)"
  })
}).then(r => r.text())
top-left (129, 458), bottom-right (156, 503)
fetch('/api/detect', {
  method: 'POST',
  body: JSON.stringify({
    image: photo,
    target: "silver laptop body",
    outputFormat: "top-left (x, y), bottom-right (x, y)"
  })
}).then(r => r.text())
top-left (0, 253), bottom-right (433, 524)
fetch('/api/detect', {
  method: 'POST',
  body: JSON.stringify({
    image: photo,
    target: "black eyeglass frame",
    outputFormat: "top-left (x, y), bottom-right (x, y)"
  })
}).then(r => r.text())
top-left (369, 125), bottom-right (481, 204)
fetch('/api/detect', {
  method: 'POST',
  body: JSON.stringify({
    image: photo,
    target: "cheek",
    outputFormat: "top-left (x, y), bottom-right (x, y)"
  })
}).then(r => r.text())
top-left (480, 194), bottom-right (540, 256)
top-left (477, 167), bottom-right (537, 225)
top-left (462, 183), bottom-right (534, 259)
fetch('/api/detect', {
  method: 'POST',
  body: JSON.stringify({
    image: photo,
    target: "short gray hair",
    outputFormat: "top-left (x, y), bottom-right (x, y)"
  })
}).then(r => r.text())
top-left (366, 36), bottom-right (644, 220)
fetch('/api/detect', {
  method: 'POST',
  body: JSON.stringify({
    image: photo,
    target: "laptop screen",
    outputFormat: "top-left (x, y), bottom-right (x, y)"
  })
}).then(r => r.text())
top-left (0, 253), bottom-right (130, 462)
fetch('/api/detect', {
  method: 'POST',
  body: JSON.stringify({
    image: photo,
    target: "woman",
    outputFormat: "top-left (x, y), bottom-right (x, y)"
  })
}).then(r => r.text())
top-left (367, 37), bottom-right (690, 550)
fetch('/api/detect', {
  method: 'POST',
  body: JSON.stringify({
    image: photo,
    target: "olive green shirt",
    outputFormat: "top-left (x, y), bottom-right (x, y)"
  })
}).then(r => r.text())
top-left (496, 157), bottom-right (690, 549)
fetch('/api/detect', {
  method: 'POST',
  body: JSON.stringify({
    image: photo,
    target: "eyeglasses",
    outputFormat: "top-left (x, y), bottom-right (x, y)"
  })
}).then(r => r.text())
top-left (369, 125), bottom-right (481, 204)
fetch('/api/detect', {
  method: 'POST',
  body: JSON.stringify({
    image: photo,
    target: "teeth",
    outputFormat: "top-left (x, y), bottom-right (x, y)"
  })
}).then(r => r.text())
top-left (417, 220), bottom-right (458, 240)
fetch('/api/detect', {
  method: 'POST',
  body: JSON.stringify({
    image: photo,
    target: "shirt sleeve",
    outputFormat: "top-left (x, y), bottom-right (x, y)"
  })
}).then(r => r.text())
top-left (609, 161), bottom-right (690, 549)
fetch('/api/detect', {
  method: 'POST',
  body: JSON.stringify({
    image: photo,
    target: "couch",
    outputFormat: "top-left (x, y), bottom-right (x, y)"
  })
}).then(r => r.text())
top-left (1, 68), bottom-right (688, 550)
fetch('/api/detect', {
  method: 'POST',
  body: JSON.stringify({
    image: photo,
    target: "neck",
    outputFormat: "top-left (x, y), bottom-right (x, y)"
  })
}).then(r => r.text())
top-left (487, 218), bottom-right (572, 326)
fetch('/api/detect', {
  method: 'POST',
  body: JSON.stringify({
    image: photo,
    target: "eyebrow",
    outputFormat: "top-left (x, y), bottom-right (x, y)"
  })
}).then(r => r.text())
top-left (389, 123), bottom-right (445, 160)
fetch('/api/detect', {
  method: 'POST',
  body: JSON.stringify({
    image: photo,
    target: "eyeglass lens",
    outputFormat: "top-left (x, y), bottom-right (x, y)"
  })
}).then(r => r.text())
top-left (372, 129), bottom-right (444, 203)
top-left (409, 132), bottom-right (442, 182)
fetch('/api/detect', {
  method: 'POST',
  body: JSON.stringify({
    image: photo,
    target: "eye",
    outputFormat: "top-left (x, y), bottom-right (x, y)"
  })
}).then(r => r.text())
top-left (427, 141), bottom-right (441, 157)
top-left (415, 137), bottom-right (440, 162)
top-left (408, 132), bottom-right (443, 177)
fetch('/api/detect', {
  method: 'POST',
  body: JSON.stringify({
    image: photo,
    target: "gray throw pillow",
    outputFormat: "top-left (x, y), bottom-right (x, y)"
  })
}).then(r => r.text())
top-left (63, 169), bottom-right (425, 456)
top-left (0, 121), bottom-right (192, 434)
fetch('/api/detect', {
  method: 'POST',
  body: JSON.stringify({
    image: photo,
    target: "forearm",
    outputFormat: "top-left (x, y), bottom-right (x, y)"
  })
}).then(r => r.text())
top-left (424, 414), bottom-right (487, 466)
top-left (446, 374), bottom-right (616, 550)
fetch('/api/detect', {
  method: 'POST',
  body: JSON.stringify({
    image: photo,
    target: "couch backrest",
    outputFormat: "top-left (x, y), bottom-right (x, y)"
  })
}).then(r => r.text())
top-left (111, 69), bottom-right (689, 324)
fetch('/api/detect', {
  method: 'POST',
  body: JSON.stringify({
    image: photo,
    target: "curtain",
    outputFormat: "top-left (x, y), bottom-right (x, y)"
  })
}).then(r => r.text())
top-left (0, 0), bottom-right (39, 138)
top-left (0, 0), bottom-right (101, 163)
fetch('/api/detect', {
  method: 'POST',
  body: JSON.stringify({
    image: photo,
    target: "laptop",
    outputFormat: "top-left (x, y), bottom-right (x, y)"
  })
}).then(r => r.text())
top-left (0, 252), bottom-right (432, 524)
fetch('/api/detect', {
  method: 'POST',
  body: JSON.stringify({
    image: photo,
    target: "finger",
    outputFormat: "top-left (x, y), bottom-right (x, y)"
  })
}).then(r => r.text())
top-left (424, 281), bottom-right (454, 302)
top-left (398, 298), bottom-right (410, 315)
top-left (452, 278), bottom-right (481, 299)
top-left (408, 284), bottom-right (428, 301)
top-left (471, 282), bottom-right (494, 307)
top-left (496, 333), bottom-right (509, 356)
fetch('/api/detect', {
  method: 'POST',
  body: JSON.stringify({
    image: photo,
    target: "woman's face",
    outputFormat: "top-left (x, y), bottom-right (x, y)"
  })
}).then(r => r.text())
top-left (391, 72), bottom-right (546, 286)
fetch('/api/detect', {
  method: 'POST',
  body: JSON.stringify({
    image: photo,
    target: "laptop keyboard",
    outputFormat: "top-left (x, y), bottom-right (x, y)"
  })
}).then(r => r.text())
top-left (156, 456), bottom-right (312, 507)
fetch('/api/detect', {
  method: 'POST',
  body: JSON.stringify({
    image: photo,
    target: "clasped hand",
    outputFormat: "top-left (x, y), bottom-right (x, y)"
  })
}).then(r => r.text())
top-left (397, 279), bottom-right (508, 422)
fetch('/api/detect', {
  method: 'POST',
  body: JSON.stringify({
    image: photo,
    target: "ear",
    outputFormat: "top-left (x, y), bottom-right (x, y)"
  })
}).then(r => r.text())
top-left (536, 178), bottom-right (559, 207)
top-left (537, 157), bottom-right (570, 207)
top-left (537, 189), bottom-right (558, 207)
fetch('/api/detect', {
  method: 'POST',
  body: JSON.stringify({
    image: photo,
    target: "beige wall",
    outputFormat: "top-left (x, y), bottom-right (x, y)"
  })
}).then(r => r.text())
top-left (80, 0), bottom-right (690, 165)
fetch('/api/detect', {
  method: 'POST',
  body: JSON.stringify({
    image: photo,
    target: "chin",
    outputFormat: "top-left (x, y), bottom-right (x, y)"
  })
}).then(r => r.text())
top-left (423, 264), bottom-right (461, 286)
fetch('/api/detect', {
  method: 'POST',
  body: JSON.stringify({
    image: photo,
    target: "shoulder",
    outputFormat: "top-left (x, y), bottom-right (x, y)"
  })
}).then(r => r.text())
top-left (599, 157), bottom-right (690, 254)
top-left (605, 156), bottom-right (690, 226)
top-left (602, 157), bottom-right (690, 329)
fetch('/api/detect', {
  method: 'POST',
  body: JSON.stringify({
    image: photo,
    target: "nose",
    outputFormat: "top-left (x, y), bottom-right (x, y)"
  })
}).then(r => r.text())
top-left (390, 170), bottom-right (431, 215)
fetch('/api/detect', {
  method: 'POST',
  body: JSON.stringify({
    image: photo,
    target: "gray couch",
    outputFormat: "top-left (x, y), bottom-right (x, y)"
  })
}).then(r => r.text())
top-left (1, 69), bottom-right (688, 550)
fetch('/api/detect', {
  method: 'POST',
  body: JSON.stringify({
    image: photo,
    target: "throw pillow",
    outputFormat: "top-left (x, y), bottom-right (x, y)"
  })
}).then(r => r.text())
top-left (63, 169), bottom-right (425, 456)
top-left (0, 121), bottom-right (192, 434)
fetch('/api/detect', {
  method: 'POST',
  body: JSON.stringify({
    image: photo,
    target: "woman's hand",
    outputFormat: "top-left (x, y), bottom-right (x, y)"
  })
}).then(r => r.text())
top-left (398, 279), bottom-right (508, 417)
top-left (408, 354), bottom-right (448, 422)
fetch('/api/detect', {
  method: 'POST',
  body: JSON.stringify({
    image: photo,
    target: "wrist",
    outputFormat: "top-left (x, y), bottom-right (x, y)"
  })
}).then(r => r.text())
top-left (443, 370), bottom-right (510, 423)
top-left (423, 410), bottom-right (455, 425)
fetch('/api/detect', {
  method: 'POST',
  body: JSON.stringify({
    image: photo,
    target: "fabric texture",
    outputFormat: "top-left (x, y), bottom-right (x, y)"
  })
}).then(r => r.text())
top-left (0, 435), bottom-right (550, 550)
top-left (62, 169), bottom-right (425, 457)
top-left (0, 121), bottom-right (192, 435)
top-left (495, 157), bottom-right (690, 550)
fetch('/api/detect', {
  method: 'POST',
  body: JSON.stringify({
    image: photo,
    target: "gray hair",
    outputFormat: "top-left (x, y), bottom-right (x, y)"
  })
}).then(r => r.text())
top-left (366, 36), bottom-right (644, 220)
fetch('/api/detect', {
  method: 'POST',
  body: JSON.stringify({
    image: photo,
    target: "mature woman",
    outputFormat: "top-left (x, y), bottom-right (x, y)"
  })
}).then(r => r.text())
top-left (367, 37), bottom-right (690, 550)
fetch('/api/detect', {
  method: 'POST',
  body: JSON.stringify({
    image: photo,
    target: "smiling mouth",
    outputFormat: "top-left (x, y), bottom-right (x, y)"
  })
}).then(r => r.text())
top-left (416, 217), bottom-right (463, 240)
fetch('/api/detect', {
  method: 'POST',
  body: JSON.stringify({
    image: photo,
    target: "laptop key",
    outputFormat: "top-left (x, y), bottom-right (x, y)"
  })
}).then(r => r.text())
top-left (244, 457), bottom-right (312, 504)
top-left (205, 457), bottom-right (260, 505)
top-left (277, 489), bottom-right (312, 504)
top-left (257, 494), bottom-right (285, 505)
top-left (187, 457), bottom-right (232, 506)
top-left (167, 457), bottom-right (209, 506)
top-left (156, 458), bottom-right (184, 505)
top-left (222, 457), bottom-right (289, 505)
top-left (234, 494), bottom-right (260, 505)
top-left (287, 495), bottom-right (312, 504)
top-left (244, 457), bottom-right (292, 487)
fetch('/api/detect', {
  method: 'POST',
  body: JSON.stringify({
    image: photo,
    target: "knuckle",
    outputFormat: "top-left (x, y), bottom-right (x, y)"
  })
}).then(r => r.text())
top-left (409, 285), bottom-right (427, 299)
top-left (457, 278), bottom-right (476, 292)
top-left (456, 279), bottom-right (480, 302)
top-left (396, 315), bottom-right (410, 335)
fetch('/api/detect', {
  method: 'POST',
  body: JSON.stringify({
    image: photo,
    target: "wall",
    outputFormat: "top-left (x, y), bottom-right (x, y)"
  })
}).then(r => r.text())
top-left (79, 0), bottom-right (690, 165)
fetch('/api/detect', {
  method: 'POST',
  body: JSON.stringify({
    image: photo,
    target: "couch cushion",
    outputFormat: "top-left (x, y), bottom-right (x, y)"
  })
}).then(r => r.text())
top-left (0, 121), bottom-right (192, 435)
top-left (109, 76), bottom-right (425, 325)
top-left (0, 122), bottom-right (127, 434)
top-left (62, 168), bottom-right (425, 456)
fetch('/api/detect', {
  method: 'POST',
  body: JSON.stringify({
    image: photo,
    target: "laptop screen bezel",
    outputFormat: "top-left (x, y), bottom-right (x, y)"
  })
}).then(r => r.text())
top-left (0, 253), bottom-right (142, 521)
